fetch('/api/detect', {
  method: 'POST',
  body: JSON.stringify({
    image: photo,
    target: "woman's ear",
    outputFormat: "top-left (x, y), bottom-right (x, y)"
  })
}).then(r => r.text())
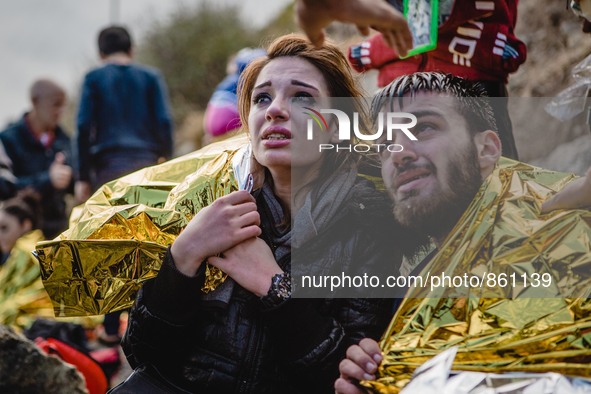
top-left (473, 130), bottom-right (502, 175)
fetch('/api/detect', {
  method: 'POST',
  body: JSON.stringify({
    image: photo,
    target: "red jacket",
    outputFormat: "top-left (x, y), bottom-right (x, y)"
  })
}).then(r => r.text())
top-left (349, 0), bottom-right (526, 86)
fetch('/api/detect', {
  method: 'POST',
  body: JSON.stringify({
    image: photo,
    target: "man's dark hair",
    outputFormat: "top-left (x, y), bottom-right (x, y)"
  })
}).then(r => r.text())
top-left (371, 72), bottom-right (498, 135)
top-left (98, 26), bottom-right (132, 56)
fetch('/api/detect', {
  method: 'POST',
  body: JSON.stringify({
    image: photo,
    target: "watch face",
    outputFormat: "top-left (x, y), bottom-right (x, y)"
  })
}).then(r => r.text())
top-left (261, 273), bottom-right (292, 308)
top-left (274, 273), bottom-right (292, 298)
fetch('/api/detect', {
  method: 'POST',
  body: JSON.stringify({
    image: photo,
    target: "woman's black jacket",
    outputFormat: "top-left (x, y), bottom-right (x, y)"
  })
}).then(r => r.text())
top-left (121, 177), bottom-right (401, 393)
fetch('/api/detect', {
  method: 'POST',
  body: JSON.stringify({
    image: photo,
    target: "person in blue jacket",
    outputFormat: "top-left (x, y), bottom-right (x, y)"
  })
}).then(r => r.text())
top-left (203, 47), bottom-right (266, 142)
top-left (75, 25), bottom-right (174, 346)
top-left (75, 25), bottom-right (174, 204)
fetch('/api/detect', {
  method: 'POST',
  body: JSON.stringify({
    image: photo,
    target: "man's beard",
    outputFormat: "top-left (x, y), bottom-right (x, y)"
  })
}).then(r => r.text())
top-left (392, 144), bottom-right (482, 242)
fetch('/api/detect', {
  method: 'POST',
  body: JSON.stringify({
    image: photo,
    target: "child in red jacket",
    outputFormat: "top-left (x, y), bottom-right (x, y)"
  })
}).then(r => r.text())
top-left (350, 0), bottom-right (526, 159)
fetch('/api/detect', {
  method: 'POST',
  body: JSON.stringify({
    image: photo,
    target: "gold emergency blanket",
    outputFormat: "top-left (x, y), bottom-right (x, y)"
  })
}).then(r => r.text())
top-left (35, 135), bottom-right (248, 317)
top-left (366, 158), bottom-right (591, 393)
top-left (0, 230), bottom-right (54, 328)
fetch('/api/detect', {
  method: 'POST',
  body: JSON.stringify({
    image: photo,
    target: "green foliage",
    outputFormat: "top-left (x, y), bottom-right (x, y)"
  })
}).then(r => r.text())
top-left (137, 2), bottom-right (258, 123)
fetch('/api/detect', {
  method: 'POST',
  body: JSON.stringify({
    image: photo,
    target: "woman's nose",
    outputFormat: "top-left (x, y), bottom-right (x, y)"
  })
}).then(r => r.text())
top-left (265, 97), bottom-right (290, 122)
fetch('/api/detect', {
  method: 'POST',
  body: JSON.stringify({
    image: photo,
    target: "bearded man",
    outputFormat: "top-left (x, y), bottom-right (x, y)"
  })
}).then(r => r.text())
top-left (336, 72), bottom-right (591, 393)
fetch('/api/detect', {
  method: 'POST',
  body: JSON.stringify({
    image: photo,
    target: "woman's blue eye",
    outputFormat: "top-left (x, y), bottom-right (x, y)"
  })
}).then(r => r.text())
top-left (253, 93), bottom-right (271, 105)
top-left (293, 92), bottom-right (316, 105)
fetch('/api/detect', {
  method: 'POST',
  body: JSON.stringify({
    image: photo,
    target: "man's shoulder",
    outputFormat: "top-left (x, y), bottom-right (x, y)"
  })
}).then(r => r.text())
top-left (54, 125), bottom-right (72, 142)
top-left (119, 62), bottom-right (161, 79)
top-left (0, 117), bottom-right (26, 141)
top-left (83, 65), bottom-right (105, 78)
top-left (85, 62), bottom-right (159, 76)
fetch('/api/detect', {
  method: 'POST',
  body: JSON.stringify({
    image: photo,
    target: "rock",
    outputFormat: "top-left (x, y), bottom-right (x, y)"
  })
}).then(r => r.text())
top-left (531, 134), bottom-right (591, 175)
top-left (0, 324), bottom-right (87, 393)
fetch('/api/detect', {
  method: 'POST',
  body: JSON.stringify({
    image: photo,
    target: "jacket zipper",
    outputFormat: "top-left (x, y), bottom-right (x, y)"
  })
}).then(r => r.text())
top-left (237, 318), bottom-right (263, 394)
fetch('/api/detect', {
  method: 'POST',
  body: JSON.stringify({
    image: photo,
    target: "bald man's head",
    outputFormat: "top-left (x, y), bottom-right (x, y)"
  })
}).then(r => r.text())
top-left (28, 79), bottom-right (66, 131)
top-left (29, 79), bottom-right (65, 103)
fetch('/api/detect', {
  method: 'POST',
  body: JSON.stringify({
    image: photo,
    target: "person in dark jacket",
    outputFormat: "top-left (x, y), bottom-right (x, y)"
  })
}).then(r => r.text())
top-left (75, 25), bottom-right (174, 346)
top-left (121, 34), bottom-right (401, 393)
top-left (0, 79), bottom-right (73, 239)
top-left (75, 25), bottom-right (173, 203)
top-left (0, 141), bottom-right (16, 200)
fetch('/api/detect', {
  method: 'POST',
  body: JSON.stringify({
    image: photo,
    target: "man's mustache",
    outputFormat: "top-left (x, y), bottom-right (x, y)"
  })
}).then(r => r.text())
top-left (393, 161), bottom-right (435, 178)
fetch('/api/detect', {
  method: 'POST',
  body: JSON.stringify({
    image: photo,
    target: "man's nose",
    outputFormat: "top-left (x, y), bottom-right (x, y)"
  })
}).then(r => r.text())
top-left (55, 105), bottom-right (66, 118)
top-left (388, 131), bottom-right (418, 167)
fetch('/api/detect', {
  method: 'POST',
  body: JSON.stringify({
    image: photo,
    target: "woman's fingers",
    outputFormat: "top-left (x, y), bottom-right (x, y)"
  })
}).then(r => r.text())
top-left (232, 201), bottom-right (258, 217)
top-left (236, 210), bottom-right (261, 228)
top-left (216, 190), bottom-right (256, 206)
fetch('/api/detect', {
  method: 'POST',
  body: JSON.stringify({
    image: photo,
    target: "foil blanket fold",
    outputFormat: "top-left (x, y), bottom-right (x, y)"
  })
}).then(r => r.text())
top-left (366, 158), bottom-right (591, 393)
top-left (35, 136), bottom-right (247, 316)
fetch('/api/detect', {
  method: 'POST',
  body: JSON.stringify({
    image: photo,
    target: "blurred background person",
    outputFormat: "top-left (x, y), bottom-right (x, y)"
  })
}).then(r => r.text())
top-left (347, 0), bottom-right (526, 160)
top-left (0, 189), bottom-right (42, 267)
top-left (0, 187), bottom-right (114, 390)
top-left (0, 189), bottom-right (47, 327)
top-left (0, 191), bottom-right (112, 393)
top-left (203, 47), bottom-right (266, 145)
top-left (0, 79), bottom-right (73, 239)
top-left (0, 141), bottom-right (16, 200)
top-left (75, 25), bottom-right (174, 347)
top-left (75, 25), bottom-right (174, 204)
top-left (295, 0), bottom-right (412, 53)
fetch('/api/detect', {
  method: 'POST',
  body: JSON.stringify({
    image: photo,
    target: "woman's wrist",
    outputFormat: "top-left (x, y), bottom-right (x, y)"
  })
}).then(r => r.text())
top-left (170, 242), bottom-right (205, 277)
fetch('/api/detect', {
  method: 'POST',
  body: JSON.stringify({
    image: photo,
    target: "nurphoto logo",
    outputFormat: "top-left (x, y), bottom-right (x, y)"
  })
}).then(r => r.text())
top-left (304, 107), bottom-right (418, 153)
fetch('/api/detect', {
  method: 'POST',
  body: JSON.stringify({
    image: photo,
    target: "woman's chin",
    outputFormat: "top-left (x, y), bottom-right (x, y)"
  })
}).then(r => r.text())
top-left (259, 155), bottom-right (292, 172)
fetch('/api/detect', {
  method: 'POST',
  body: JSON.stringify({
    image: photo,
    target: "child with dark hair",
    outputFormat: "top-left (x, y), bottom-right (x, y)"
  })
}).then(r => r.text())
top-left (0, 188), bottom-right (48, 328)
top-left (0, 189), bottom-right (42, 265)
top-left (348, 0), bottom-right (526, 160)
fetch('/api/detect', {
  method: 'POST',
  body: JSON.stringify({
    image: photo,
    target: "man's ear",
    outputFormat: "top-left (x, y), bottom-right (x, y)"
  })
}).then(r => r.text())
top-left (327, 116), bottom-right (341, 143)
top-left (473, 130), bottom-right (502, 175)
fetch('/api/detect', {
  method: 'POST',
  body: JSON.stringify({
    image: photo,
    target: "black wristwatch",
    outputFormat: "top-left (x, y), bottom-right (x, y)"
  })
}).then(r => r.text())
top-left (260, 272), bottom-right (292, 308)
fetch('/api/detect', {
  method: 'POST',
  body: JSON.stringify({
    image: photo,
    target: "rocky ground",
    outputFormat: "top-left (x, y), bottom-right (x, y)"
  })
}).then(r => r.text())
top-left (511, 0), bottom-right (591, 172)
top-left (0, 325), bottom-right (87, 393)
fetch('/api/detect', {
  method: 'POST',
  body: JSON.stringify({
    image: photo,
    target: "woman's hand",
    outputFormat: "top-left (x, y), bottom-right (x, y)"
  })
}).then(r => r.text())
top-left (541, 168), bottom-right (591, 213)
top-left (334, 338), bottom-right (382, 394)
top-left (171, 190), bottom-right (261, 276)
top-left (208, 237), bottom-right (282, 297)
